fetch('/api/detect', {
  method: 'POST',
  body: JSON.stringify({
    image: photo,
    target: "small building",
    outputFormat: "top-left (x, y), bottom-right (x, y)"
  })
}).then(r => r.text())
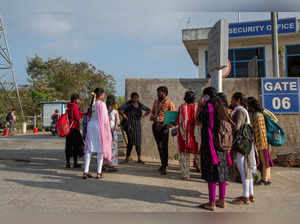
top-left (42, 101), bottom-right (68, 128)
top-left (182, 17), bottom-right (300, 78)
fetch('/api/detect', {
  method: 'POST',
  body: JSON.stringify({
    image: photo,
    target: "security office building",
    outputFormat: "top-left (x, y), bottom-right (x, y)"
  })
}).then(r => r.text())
top-left (183, 17), bottom-right (300, 79)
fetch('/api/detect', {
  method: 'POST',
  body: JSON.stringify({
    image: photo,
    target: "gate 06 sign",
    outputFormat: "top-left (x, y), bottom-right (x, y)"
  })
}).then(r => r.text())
top-left (262, 78), bottom-right (300, 114)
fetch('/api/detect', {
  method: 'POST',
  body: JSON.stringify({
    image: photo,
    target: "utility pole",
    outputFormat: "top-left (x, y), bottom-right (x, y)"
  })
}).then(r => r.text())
top-left (271, 12), bottom-right (280, 78)
top-left (0, 15), bottom-right (24, 121)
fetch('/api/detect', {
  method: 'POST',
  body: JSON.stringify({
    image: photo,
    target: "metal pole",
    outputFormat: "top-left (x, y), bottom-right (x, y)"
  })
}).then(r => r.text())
top-left (33, 114), bottom-right (37, 129)
top-left (0, 15), bottom-right (25, 121)
top-left (217, 69), bottom-right (223, 92)
top-left (271, 12), bottom-right (280, 78)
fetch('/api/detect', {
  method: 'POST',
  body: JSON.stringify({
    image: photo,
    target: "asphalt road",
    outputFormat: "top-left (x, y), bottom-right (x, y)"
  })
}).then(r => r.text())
top-left (0, 134), bottom-right (300, 215)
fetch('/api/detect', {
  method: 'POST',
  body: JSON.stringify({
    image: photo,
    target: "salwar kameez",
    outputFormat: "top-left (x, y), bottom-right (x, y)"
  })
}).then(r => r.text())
top-left (232, 106), bottom-right (257, 199)
top-left (252, 112), bottom-right (273, 182)
top-left (84, 101), bottom-right (112, 174)
top-left (177, 103), bottom-right (200, 179)
top-left (109, 109), bottom-right (120, 167)
top-left (198, 103), bottom-right (231, 204)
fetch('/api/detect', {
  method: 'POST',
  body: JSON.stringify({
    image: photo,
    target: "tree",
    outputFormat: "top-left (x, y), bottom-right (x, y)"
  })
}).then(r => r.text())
top-left (25, 56), bottom-right (116, 114)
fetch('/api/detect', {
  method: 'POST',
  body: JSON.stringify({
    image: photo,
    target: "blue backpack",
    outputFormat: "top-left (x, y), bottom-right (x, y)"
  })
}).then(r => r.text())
top-left (263, 111), bottom-right (285, 146)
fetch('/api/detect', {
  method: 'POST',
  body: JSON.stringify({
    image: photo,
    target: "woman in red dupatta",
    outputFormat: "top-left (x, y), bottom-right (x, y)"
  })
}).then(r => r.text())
top-left (177, 91), bottom-right (200, 180)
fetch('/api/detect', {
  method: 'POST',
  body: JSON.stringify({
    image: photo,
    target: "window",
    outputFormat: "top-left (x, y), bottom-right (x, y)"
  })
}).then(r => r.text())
top-left (205, 47), bottom-right (266, 78)
top-left (286, 45), bottom-right (300, 77)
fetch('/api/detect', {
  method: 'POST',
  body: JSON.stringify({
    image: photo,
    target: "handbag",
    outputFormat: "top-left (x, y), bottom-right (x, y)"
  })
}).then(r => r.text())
top-left (171, 127), bottom-right (178, 137)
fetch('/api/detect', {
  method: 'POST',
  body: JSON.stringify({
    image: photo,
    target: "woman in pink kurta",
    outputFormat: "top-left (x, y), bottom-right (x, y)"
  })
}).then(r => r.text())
top-left (177, 91), bottom-right (200, 180)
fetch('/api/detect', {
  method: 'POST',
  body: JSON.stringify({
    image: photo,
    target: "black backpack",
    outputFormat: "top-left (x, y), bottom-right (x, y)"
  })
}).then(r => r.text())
top-left (6, 112), bottom-right (12, 122)
top-left (233, 123), bottom-right (254, 156)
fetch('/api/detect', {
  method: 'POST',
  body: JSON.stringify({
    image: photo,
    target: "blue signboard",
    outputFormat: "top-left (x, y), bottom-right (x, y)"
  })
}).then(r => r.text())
top-left (229, 17), bottom-right (296, 38)
top-left (262, 78), bottom-right (300, 114)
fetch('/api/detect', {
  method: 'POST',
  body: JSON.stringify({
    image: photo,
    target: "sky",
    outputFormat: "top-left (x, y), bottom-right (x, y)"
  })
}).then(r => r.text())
top-left (1, 1), bottom-right (300, 96)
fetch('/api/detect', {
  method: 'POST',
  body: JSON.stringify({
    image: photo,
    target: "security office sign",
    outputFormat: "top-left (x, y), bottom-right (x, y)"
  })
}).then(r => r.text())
top-left (229, 17), bottom-right (296, 38)
top-left (262, 78), bottom-right (300, 114)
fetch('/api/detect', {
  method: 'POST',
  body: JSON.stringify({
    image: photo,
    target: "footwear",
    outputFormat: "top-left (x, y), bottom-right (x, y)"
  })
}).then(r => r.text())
top-left (249, 195), bottom-right (255, 203)
top-left (161, 168), bottom-right (167, 175)
top-left (256, 180), bottom-right (267, 185)
top-left (97, 173), bottom-right (104, 179)
top-left (264, 181), bottom-right (272, 186)
top-left (232, 197), bottom-right (250, 205)
top-left (137, 160), bottom-right (145, 164)
top-left (123, 159), bottom-right (129, 163)
top-left (73, 164), bottom-right (82, 168)
top-left (216, 199), bottom-right (227, 208)
top-left (199, 202), bottom-right (216, 211)
top-left (82, 173), bottom-right (93, 179)
top-left (109, 167), bottom-right (119, 172)
top-left (66, 163), bottom-right (71, 168)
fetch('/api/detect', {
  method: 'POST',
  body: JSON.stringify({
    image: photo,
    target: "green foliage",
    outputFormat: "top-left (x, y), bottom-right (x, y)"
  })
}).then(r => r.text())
top-left (116, 96), bottom-right (126, 106)
top-left (25, 55), bottom-right (116, 114)
top-left (27, 56), bottom-right (115, 99)
top-left (0, 56), bottom-right (116, 118)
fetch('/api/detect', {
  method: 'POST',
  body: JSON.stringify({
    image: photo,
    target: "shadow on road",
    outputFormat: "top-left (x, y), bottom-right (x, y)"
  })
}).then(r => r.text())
top-left (0, 148), bottom-right (219, 208)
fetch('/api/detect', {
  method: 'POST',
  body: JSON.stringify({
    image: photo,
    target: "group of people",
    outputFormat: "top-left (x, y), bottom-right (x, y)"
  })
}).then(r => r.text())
top-left (64, 89), bottom-right (120, 179)
top-left (174, 87), bottom-right (273, 211)
top-left (63, 85), bottom-right (274, 212)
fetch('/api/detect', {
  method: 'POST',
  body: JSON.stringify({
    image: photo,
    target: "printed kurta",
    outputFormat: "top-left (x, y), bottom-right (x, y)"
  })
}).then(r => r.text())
top-left (151, 98), bottom-right (176, 123)
top-left (252, 113), bottom-right (268, 151)
top-left (177, 103), bottom-right (199, 154)
top-left (119, 102), bottom-right (151, 146)
top-left (109, 109), bottom-right (120, 166)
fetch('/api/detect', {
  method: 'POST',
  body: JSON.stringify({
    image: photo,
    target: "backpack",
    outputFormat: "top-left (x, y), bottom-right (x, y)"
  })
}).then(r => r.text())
top-left (233, 123), bottom-right (254, 156)
top-left (56, 112), bottom-right (73, 137)
top-left (263, 112), bottom-right (285, 146)
top-left (215, 119), bottom-right (233, 151)
top-left (6, 112), bottom-right (12, 122)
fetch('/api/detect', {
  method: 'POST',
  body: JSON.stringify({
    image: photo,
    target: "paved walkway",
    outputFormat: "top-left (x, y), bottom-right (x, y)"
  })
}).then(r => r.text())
top-left (0, 134), bottom-right (300, 214)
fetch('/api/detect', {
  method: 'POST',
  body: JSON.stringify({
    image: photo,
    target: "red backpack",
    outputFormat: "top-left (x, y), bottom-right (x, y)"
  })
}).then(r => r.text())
top-left (56, 112), bottom-right (73, 137)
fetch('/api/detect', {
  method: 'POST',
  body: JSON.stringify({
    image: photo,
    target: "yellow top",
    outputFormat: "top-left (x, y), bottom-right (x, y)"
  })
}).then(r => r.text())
top-left (252, 113), bottom-right (269, 151)
top-left (263, 108), bottom-right (279, 123)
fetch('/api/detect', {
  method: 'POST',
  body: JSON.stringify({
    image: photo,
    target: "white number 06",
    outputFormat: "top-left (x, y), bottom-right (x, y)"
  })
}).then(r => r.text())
top-left (272, 97), bottom-right (291, 110)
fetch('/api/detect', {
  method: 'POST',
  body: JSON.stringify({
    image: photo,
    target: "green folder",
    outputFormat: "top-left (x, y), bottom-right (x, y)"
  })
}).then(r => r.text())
top-left (163, 111), bottom-right (178, 125)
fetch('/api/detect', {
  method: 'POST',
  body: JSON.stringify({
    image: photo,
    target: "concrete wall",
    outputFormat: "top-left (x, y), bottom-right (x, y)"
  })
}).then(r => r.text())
top-left (125, 78), bottom-right (300, 160)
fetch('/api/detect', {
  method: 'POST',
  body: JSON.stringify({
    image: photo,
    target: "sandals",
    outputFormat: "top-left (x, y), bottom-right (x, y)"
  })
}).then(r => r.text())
top-left (97, 173), bottom-right (104, 179)
top-left (137, 160), bottom-right (145, 164)
top-left (82, 172), bottom-right (93, 179)
top-left (216, 199), bottom-right (227, 208)
top-left (232, 196), bottom-right (250, 205)
top-left (198, 202), bottom-right (216, 211)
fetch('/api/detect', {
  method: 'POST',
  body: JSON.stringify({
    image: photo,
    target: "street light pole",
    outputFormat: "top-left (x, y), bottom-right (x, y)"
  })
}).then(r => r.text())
top-left (271, 12), bottom-right (280, 78)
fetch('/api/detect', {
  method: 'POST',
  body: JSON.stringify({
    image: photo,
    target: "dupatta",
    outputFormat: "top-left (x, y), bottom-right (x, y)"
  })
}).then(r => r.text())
top-left (97, 101), bottom-right (112, 162)
top-left (85, 101), bottom-right (112, 162)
